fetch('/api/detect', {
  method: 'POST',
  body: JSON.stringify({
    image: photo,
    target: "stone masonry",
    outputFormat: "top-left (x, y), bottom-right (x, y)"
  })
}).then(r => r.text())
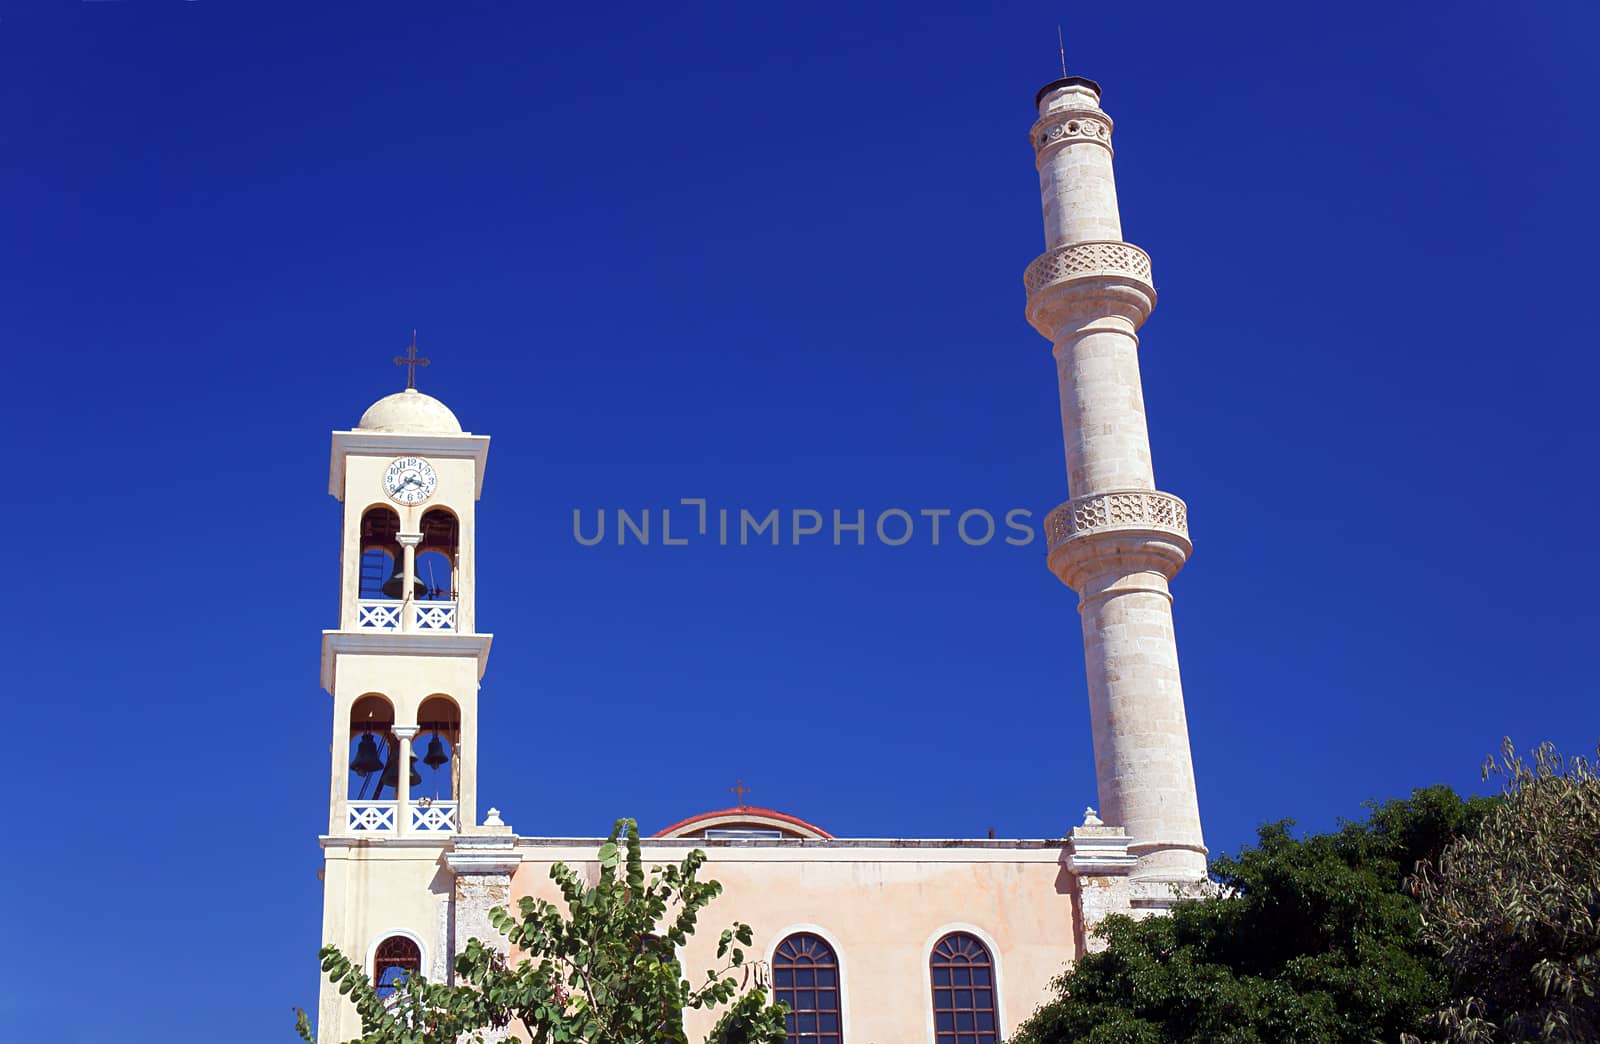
top-left (1026, 77), bottom-right (1208, 884)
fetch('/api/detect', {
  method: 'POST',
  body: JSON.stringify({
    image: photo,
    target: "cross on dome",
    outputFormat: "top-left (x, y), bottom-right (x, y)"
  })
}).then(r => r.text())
top-left (394, 331), bottom-right (430, 390)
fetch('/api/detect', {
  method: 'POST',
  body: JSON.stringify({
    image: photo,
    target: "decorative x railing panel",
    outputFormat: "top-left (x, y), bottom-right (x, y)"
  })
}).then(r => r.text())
top-left (348, 801), bottom-right (397, 832)
top-left (412, 603), bottom-right (457, 631)
top-left (356, 601), bottom-right (402, 630)
top-left (410, 802), bottom-right (458, 833)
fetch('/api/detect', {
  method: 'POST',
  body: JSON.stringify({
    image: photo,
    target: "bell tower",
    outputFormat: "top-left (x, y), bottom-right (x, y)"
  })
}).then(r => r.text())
top-left (321, 378), bottom-right (492, 839)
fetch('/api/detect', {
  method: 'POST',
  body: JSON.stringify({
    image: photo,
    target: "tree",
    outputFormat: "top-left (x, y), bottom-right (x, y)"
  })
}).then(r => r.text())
top-left (1408, 740), bottom-right (1600, 1043)
top-left (1009, 786), bottom-right (1495, 1044)
top-left (296, 819), bottom-right (789, 1044)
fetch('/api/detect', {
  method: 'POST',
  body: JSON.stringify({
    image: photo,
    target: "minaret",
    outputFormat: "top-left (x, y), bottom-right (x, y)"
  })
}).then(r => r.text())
top-left (1025, 76), bottom-right (1206, 883)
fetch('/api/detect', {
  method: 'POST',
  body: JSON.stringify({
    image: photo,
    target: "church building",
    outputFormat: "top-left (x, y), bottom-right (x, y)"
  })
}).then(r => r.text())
top-left (315, 73), bottom-right (1208, 1043)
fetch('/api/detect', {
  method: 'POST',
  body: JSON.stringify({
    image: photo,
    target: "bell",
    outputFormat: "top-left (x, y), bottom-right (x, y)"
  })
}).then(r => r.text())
top-left (350, 732), bottom-right (384, 776)
top-left (381, 559), bottom-right (427, 600)
top-left (379, 753), bottom-right (422, 793)
top-left (422, 734), bottom-right (450, 770)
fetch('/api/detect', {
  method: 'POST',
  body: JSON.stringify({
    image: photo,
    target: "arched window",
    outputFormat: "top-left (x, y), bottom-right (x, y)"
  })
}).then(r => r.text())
top-left (372, 935), bottom-right (421, 999)
top-left (358, 546), bottom-right (395, 599)
top-left (930, 932), bottom-right (998, 1044)
top-left (772, 932), bottom-right (842, 1043)
top-left (347, 694), bottom-right (396, 800)
top-left (359, 506), bottom-right (403, 599)
top-left (416, 695), bottom-right (460, 801)
top-left (417, 507), bottom-right (459, 601)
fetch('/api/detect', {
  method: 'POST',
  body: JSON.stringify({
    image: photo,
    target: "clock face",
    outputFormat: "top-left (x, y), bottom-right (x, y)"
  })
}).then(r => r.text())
top-left (383, 457), bottom-right (437, 505)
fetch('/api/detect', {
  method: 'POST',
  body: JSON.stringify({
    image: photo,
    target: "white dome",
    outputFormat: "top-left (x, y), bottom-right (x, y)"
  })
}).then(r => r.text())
top-left (357, 388), bottom-right (463, 435)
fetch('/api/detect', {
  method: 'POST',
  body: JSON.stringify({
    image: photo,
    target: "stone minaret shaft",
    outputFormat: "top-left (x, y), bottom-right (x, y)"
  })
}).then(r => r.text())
top-left (1025, 77), bottom-right (1206, 883)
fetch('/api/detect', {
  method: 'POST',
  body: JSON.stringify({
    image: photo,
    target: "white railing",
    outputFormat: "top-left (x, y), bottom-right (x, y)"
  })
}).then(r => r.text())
top-left (348, 801), bottom-right (397, 832)
top-left (345, 800), bottom-right (458, 834)
top-left (354, 599), bottom-right (457, 633)
top-left (411, 801), bottom-right (459, 833)
top-left (413, 603), bottom-right (457, 631)
top-left (356, 600), bottom-right (402, 630)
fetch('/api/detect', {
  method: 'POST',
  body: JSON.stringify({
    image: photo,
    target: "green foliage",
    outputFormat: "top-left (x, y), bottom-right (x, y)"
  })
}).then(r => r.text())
top-left (1408, 740), bottom-right (1600, 1043)
top-left (1010, 786), bottom-right (1495, 1044)
top-left (297, 819), bottom-right (789, 1044)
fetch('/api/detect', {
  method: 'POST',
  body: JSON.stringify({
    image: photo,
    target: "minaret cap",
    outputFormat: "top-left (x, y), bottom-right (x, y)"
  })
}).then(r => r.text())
top-left (1035, 75), bottom-right (1102, 111)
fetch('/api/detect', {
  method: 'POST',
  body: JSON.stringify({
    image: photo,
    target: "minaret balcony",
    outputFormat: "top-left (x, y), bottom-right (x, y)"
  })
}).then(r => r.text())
top-left (1045, 489), bottom-right (1192, 588)
top-left (354, 598), bottom-right (458, 633)
top-left (1024, 240), bottom-right (1158, 339)
top-left (1046, 490), bottom-right (1188, 549)
top-left (1023, 239), bottom-right (1152, 296)
top-left (346, 799), bottom-right (459, 835)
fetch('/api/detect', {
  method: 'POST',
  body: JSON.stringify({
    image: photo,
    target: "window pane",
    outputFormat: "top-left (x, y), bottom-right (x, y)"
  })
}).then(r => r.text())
top-left (930, 933), bottom-right (997, 1044)
top-left (772, 933), bottom-right (842, 1043)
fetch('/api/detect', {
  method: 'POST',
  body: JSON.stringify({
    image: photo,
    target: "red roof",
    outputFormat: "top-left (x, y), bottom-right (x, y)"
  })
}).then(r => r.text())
top-left (653, 805), bottom-right (833, 839)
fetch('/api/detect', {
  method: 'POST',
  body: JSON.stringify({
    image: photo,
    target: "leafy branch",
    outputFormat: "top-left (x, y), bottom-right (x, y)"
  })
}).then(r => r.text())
top-left (298, 818), bottom-right (788, 1044)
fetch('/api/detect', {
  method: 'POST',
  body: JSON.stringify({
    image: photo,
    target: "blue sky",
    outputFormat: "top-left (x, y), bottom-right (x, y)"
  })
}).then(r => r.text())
top-left (5, 1), bottom-right (1598, 1039)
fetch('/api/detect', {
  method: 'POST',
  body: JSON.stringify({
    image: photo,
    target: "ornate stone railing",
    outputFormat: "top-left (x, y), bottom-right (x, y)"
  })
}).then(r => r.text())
top-left (348, 801), bottom-right (397, 833)
top-left (1024, 240), bottom-right (1152, 296)
top-left (1030, 112), bottom-right (1113, 155)
top-left (355, 599), bottom-right (457, 632)
top-left (411, 801), bottom-right (459, 833)
top-left (1045, 490), bottom-right (1189, 553)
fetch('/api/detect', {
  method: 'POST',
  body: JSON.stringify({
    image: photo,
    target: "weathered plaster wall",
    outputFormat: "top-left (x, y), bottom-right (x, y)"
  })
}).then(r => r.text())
top-left (510, 841), bottom-right (1077, 1042)
top-left (318, 842), bottom-right (454, 1043)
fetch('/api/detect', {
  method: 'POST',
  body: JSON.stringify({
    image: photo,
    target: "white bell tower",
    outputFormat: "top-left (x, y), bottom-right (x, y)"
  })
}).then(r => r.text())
top-left (321, 366), bottom-right (492, 839)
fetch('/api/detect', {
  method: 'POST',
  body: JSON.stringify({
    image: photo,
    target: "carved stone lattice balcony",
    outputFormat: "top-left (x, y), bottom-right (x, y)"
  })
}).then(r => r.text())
top-left (1045, 490), bottom-right (1189, 553)
top-left (354, 599), bottom-right (457, 633)
top-left (1023, 240), bottom-right (1153, 296)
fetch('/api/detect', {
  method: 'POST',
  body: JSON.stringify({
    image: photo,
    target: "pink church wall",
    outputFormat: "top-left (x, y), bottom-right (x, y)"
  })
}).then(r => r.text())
top-left (511, 841), bottom-right (1078, 1040)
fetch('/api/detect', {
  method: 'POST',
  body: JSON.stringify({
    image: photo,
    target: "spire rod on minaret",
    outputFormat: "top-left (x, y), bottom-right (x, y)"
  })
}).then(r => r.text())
top-left (1057, 25), bottom-right (1067, 79)
top-left (394, 330), bottom-right (430, 390)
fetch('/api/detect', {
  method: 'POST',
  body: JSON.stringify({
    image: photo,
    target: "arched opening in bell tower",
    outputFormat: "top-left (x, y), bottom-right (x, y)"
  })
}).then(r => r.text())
top-left (416, 694), bottom-right (461, 801)
top-left (358, 506), bottom-right (407, 600)
top-left (347, 694), bottom-right (410, 801)
top-left (416, 507), bottom-right (458, 602)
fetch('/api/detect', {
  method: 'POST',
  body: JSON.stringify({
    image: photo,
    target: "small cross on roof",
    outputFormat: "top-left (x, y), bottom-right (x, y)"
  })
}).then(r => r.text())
top-left (395, 330), bottom-right (430, 389)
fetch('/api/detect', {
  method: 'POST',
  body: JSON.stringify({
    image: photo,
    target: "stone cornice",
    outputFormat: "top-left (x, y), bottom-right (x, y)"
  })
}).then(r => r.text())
top-left (1029, 109), bottom-right (1115, 161)
top-left (320, 834), bottom-right (452, 851)
top-left (1066, 825), bottom-right (1137, 875)
top-left (320, 630), bottom-right (494, 694)
top-left (1050, 534), bottom-right (1191, 595)
top-left (447, 835), bottom-right (522, 876)
top-left (328, 430), bottom-right (491, 500)
top-left (508, 837), bottom-right (1068, 864)
top-left (1129, 876), bottom-right (1219, 910)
